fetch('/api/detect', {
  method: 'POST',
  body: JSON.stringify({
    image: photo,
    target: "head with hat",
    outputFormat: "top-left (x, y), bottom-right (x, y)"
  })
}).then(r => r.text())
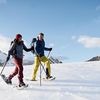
top-left (16, 34), bottom-right (22, 42)
top-left (38, 32), bottom-right (44, 41)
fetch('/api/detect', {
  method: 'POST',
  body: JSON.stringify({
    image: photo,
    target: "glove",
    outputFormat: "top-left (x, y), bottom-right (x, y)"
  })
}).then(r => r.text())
top-left (31, 46), bottom-right (35, 53)
top-left (32, 38), bottom-right (37, 43)
top-left (49, 48), bottom-right (52, 51)
top-left (6, 56), bottom-right (10, 62)
top-left (31, 46), bottom-right (34, 50)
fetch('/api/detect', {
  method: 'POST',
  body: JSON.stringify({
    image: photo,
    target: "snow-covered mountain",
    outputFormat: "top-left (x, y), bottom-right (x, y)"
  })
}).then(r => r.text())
top-left (0, 50), bottom-right (7, 65)
top-left (49, 56), bottom-right (62, 64)
top-left (0, 50), bottom-right (33, 65)
top-left (23, 58), bottom-right (34, 65)
top-left (0, 50), bottom-right (62, 66)
top-left (0, 61), bottom-right (100, 100)
top-left (23, 56), bottom-right (63, 65)
top-left (0, 50), bottom-right (14, 66)
top-left (87, 56), bottom-right (100, 62)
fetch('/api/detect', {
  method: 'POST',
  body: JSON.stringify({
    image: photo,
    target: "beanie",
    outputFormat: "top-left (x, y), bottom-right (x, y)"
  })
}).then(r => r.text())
top-left (16, 34), bottom-right (22, 40)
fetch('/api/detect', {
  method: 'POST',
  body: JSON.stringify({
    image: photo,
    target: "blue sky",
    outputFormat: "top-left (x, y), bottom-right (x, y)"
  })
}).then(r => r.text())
top-left (0, 0), bottom-right (100, 62)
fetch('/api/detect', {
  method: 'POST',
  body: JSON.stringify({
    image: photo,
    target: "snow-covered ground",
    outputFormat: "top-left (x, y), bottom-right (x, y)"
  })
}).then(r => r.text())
top-left (0, 61), bottom-right (100, 100)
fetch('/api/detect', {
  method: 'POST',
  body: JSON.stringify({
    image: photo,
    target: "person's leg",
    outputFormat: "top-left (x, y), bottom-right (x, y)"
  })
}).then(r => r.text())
top-left (13, 58), bottom-right (24, 84)
top-left (6, 59), bottom-right (19, 84)
top-left (31, 56), bottom-right (40, 80)
top-left (8, 66), bottom-right (18, 80)
top-left (41, 56), bottom-right (51, 78)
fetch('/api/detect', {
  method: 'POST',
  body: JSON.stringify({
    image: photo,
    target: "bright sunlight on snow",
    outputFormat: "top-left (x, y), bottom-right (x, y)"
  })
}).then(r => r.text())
top-left (0, 61), bottom-right (100, 100)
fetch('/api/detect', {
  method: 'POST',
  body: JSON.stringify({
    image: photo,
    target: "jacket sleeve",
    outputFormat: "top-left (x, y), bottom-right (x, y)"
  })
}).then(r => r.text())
top-left (44, 47), bottom-right (51, 51)
top-left (23, 42), bottom-right (34, 52)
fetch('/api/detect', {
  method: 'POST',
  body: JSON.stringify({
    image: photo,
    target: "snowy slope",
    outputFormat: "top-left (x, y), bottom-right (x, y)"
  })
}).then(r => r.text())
top-left (0, 61), bottom-right (100, 100)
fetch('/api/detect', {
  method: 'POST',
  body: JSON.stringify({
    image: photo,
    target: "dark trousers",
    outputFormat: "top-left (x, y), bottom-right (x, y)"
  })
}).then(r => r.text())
top-left (8, 58), bottom-right (24, 84)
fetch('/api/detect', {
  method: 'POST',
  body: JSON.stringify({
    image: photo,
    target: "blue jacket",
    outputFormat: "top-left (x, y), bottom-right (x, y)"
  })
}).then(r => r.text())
top-left (35, 39), bottom-right (50, 57)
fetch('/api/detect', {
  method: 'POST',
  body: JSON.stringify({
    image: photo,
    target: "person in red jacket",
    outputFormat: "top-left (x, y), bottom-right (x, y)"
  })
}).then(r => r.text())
top-left (5, 34), bottom-right (34, 87)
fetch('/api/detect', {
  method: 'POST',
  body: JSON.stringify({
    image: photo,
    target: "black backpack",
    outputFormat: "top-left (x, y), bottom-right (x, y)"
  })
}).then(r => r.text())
top-left (9, 39), bottom-right (17, 56)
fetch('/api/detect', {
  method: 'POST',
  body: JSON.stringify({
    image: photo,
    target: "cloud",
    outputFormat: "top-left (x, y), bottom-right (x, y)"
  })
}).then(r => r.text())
top-left (77, 35), bottom-right (100, 48)
top-left (0, 0), bottom-right (7, 4)
top-left (0, 34), bottom-right (11, 53)
top-left (96, 5), bottom-right (100, 11)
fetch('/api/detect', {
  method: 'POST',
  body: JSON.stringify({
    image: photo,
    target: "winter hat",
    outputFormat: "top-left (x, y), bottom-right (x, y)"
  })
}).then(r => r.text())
top-left (16, 34), bottom-right (22, 40)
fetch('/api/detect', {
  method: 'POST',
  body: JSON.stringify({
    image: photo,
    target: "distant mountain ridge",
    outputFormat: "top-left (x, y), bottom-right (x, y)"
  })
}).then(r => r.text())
top-left (0, 50), bottom-right (62, 66)
top-left (49, 56), bottom-right (62, 64)
top-left (0, 50), bottom-right (33, 66)
top-left (87, 56), bottom-right (100, 62)
top-left (0, 50), bottom-right (7, 65)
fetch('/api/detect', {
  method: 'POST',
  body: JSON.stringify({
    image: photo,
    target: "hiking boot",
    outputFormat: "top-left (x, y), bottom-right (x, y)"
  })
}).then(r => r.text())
top-left (31, 77), bottom-right (37, 81)
top-left (1, 74), bottom-right (12, 84)
top-left (46, 68), bottom-right (51, 79)
top-left (46, 76), bottom-right (53, 79)
top-left (6, 79), bottom-right (12, 84)
top-left (19, 82), bottom-right (27, 87)
top-left (31, 79), bottom-right (37, 81)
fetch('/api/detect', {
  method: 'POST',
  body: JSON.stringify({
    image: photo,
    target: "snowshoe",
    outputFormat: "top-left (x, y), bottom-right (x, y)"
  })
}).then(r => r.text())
top-left (43, 76), bottom-right (56, 81)
top-left (15, 83), bottom-right (28, 90)
top-left (1, 74), bottom-right (12, 84)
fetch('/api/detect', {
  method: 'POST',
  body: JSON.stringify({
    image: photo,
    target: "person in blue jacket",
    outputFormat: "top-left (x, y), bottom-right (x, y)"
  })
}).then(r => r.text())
top-left (31, 33), bottom-right (52, 80)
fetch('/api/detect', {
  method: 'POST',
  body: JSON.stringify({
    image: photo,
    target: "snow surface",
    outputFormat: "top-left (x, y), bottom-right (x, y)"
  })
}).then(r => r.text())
top-left (0, 61), bottom-right (100, 100)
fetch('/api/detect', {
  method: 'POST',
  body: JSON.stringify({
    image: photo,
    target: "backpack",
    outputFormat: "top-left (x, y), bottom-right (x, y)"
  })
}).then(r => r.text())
top-left (9, 40), bottom-right (17, 56)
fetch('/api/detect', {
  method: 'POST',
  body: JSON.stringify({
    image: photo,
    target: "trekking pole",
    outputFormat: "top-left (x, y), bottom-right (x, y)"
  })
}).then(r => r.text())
top-left (31, 38), bottom-right (46, 73)
top-left (47, 51), bottom-right (51, 58)
top-left (40, 51), bottom-right (51, 74)
top-left (40, 62), bottom-right (42, 86)
top-left (34, 55), bottom-right (45, 86)
top-left (30, 39), bottom-right (46, 86)
top-left (37, 56), bottom-right (46, 73)
top-left (34, 52), bottom-right (46, 86)
top-left (0, 60), bottom-right (8, 76)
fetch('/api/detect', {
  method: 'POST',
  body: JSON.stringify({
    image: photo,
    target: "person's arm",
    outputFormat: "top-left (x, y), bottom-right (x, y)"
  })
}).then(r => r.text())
top-left (43, 40), bottom-right (52, 51)
top-left (44, 47), bottom-right (52, 51)
top-left (23, 42), bottom-right (34, 52)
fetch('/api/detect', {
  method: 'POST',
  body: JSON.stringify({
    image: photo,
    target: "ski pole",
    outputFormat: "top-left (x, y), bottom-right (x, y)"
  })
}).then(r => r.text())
top-left (30, 38), bottom-right (46, 73)
top-left (47, 51), bottom-right (51, 58)
top-left (37, 55), bottom-right (46, 74)
top-left (35, 55), bottom-right (45, 86)
top-left (40, 62), bottom-right (42, 86)
top-left (40, 51), bottom-right (51, 74)
top-left (0, 60), bottom-right (7, 76)
top-left (34, 52), bottom-right (46, 86)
